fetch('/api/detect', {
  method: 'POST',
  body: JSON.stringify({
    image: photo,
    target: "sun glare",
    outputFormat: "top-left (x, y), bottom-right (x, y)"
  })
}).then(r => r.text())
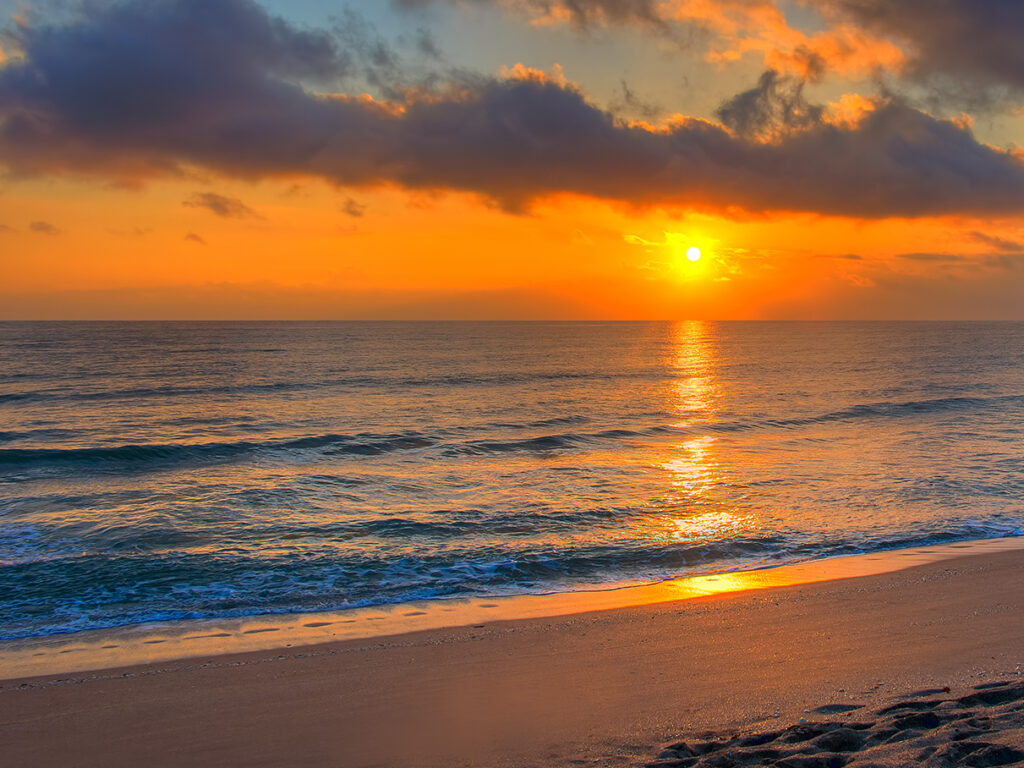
top-left (686, 246), bottom-right (702, 262)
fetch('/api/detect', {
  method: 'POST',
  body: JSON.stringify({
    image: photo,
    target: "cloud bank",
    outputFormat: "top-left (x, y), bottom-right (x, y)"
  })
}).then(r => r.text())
top-left (3, 0), bottom-right (1024, 218)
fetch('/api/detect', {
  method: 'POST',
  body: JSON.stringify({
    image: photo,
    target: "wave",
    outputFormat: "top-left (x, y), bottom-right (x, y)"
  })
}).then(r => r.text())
top-left (720, 394), bottom-right (1024, 432)
top-left (629, 393), bottom-right (1024, 439)
top-left (0, 368), bottom-right (660, 405)
top-left (0, 432), bottom-right (437, 469)
top-left (0, 428), bottom-right (80, 444)
top-left (2, 523), bottom-right (1021, 641)
top-left (452, 433), bottom-right (591, 455)
top-left (5, 392), bottom-right (1023, 473)
top-left (438, 393), bottom-right (1013, 456)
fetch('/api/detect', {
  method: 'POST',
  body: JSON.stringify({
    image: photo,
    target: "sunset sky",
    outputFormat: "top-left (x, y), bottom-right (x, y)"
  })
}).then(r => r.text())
top-left (4, 0), bottom-right (1024, 319)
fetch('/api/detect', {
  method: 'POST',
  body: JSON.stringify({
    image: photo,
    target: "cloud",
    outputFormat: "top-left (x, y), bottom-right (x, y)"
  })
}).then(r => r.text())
top-left (968, 231), bottom-right (1024, 253)
top-left (183, 192), bottom-right (261, 219)
top-left (674, 1), bottom-right (904, 80)
top-left (394, 0), bottom-right (667, 31)
top-left (899, 252), bottom-right (967, 262)
top-left (107, 226), bottom-right (152, 237)
top-left (0, 224), bottom-right (12, 233)
top-left (3, 3), bottom-right (1024, 218)
top-left (341, 197), bottom-right (367, 217)
top-left (612, 80), bottom-right (662, 121)
top-left (716, 70), bottom-right (822, 141)
top-left (29, 220), bottom-right (60, 235)
top-left (185, 232), bottom-right (207, 244)
top-left (398, 1), bottom-right (904, 78)
top-left (897, 250), bottom-right (1024, 272)
top-left (410, 27), bottom-right (441, 60)
top-left (828, 1), bottom-right (1024, 98)
top-left (331, 6), bottom-right (436, 100)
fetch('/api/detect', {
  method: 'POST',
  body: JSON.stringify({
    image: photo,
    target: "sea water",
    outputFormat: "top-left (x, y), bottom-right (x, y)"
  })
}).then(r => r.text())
top-left (2, 321), bottom-right (1023, 640)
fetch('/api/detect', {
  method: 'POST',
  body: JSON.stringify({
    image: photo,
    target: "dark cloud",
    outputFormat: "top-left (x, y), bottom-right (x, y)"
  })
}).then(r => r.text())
top-left (0, 0), bottom-right (352, 179)
top-left (968, 231), bottom-right (1024, 253)
top-left (29, 220), bottom-right (60, 235)
top-left (716, 70), bottom-right (823, 142)
top-left (3, 3), bottom-right (1024, 218)
top-left (0, 224), bottom-right (12, 233)
top-left (831, 0), bottom-right (1024, 97)
top-left (183, 192), bottom-right (261, 219)
top-left (185, 232), bottom-right (207, 244)
top-left (341, 197), bottom-right (367, 217)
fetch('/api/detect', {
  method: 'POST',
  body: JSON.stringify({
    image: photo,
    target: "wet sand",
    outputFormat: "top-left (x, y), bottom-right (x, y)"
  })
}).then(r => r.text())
top-left (3, 546), bottom-right (1024, 767)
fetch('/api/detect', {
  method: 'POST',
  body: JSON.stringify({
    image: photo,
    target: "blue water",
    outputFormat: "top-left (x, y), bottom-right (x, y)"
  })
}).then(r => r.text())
top-left (1, 321), bottom-right (1023, 640)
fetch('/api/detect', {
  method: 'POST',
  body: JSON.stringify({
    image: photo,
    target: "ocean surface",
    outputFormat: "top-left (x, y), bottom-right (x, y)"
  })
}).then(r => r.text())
top-left (2, 321), bottom-right (1023, 641)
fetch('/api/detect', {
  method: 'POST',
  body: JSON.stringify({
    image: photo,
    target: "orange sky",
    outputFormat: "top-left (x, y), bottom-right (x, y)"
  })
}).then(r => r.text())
top-left (4, 0), bottom-right (1024, 319)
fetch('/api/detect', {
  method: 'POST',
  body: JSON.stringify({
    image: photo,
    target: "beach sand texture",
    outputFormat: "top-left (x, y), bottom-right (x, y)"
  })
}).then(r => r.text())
top-left (648, 680), bottom-right (1024, 768)
top-left (2, 547), bottom-right (1023, 767)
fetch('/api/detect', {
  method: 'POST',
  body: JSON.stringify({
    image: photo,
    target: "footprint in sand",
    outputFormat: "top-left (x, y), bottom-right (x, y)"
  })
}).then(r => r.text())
top-left (646, 681), bottom-right (1024, 768)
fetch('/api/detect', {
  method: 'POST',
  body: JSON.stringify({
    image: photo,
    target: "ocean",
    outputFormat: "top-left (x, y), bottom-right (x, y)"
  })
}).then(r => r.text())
top-left (1, 321), bottom-right (1023, 641)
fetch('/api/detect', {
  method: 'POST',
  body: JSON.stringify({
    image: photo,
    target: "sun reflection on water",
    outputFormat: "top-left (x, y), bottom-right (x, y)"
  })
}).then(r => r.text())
top-left (670, 510), bottom-right (754, 544)
top-left (651, 321), bottom-right (761, 546)
top-left (660, 435), bottom-right (716, 495)
top-left (670, 320), bottom-right (720, 427)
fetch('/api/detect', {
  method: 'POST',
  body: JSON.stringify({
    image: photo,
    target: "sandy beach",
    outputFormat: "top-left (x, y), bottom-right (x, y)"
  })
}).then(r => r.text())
top-left (3, 545), bottom-right (1024, 767)
top-left (8, 0), bottom-right (1024, 761)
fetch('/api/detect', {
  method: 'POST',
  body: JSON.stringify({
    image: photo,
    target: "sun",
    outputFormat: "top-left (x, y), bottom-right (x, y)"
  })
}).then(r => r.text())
top-left (686, 246), bottom-right (702, 262)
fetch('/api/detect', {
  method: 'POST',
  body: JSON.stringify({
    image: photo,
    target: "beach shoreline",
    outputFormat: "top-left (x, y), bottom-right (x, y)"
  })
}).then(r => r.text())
top-left (3, 535), bottom-right (1023, 681)
top-left (3, 542), bottom-right (1024, 766)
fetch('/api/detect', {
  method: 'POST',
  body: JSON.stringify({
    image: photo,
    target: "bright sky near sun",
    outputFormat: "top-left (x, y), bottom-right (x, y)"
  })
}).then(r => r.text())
top-left (4, 0), bottom-right (1024, 319)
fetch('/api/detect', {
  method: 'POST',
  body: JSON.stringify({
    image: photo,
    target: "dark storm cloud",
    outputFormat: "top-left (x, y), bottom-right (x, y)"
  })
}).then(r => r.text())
top-left (830, 0), bottom-right (1024, 95)
top-left (183, 192), bottom-right (261, 219)
top-left (29, 220), bottom-right (60, 235)
top-left (4, 2), bottom-right (1024, 218)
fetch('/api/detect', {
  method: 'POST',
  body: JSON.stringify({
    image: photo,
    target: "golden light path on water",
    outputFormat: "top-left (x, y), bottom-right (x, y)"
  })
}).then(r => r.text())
top-left (652, 321), bottom-right (757, 547)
